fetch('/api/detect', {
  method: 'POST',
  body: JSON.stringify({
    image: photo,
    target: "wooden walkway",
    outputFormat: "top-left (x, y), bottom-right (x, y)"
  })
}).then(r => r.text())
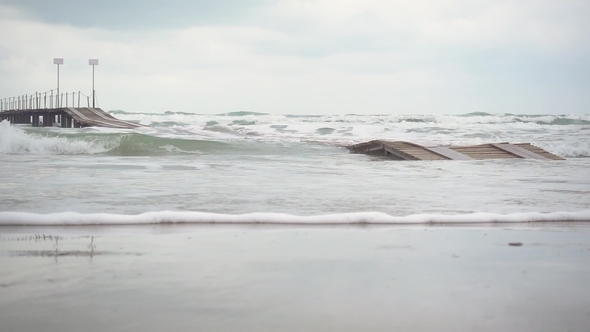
top-left (348, 140), bottom-right (564, 160)
top-left (0, 107), bottom-right (140, 129)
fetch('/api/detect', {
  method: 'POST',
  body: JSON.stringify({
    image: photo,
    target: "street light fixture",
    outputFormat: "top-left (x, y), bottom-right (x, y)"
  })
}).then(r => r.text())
top-left (53, 58), bottom-right (63, 107)
top-left (89, 59), bottom-right (99, 108)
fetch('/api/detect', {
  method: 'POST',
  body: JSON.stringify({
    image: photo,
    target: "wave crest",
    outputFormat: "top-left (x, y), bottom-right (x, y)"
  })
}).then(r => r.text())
top-left (0, 121), bottom-right (231, 156)
top-left (0, 121), bottom-right (113, 155)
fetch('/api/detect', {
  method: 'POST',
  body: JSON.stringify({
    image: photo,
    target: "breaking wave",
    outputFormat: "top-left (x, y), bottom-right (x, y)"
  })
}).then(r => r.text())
top-left (0, 121), bottom-right (112, 155)
top-left (0, 121), bottom-right (231, 156)
top-left (2, 110), bottom-right (590, 157)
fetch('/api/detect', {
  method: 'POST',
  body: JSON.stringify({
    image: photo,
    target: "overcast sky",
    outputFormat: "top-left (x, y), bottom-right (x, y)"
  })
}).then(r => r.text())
top-left (0, 0), bottom-right (588, 114)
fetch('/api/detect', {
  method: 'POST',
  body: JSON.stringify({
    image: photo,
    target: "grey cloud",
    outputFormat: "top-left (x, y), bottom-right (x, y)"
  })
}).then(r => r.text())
top-left (443, 47), bottom-right (590, 86)
top-left (1, 0), bottom-right (271, 29)
top-left (1, 0), bottom-right (588, 114)
top-left (248, 15), bottom-right (418, 58)
top-left (252, 34), bottom-right (407, 58)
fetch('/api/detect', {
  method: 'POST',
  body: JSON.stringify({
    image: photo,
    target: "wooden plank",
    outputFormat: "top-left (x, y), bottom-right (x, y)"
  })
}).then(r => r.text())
top-left (65, 107), bottom-right (138, 129)
top-left (428, 146), bottom-right (472, 160)
top-left (84, 108), bottom-right (141, 128)
top-left (66, 107), bottom-right (115, 128)
top-left (347, 140), bottom-right (562, 161)
top-left (514, 143), bottom-right (564, 160)
top-left (387, 142), bottom-right (448, 160)
top-left (383, 145), bottom-right (420, 160)
top-left (491, 143), bottom-right (548, 160)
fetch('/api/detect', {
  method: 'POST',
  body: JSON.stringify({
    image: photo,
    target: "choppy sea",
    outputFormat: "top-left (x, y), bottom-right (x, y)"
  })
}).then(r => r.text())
top-left (1, 111), bottom-right (589, 225)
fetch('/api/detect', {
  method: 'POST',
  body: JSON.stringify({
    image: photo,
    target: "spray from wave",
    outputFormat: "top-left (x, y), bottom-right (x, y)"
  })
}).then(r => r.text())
top-left (3, 110), bottom-right (590, 157)
top-left (110, 111), bottom-right (590, 157)
top-left (0, 120), bottom-right (235, 156)
top-left (0, 120), bottom-right (113, 155)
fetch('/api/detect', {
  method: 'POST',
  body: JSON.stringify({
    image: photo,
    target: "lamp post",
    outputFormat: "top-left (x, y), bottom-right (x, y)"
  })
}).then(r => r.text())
top-left (53, 58), bottom-right (63, 107)
top-left (89, 59), bottom-right (99, 108)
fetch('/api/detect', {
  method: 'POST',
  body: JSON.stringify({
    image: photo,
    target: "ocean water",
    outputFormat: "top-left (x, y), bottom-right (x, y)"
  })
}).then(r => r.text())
top-left (0, 111), bottom-right (589, 224)
top-left (2, 111), bottom-right (590, 332)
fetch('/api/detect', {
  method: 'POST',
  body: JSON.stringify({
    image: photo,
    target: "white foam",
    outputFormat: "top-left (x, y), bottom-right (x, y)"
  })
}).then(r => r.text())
top-left (0, 210), bottom-right (589, 226)
top-left (0, 120), bottom-right (113, 155)
top-left (538, 141), bottom-right (590, 158)
top-left (109, 112), bottom-right (590, 154)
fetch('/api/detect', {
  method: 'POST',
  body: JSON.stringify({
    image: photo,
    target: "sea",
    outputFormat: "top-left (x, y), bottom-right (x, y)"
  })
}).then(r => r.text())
top-left (0, 111), bottom-right (589, 224)
top-left (2, 111), bottom-right (590, 332)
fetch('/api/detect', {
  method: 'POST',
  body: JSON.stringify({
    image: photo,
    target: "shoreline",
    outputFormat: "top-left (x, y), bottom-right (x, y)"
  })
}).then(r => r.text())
top-left (1, 220), bottom-right (590, 237)
top-left (1, 210), bottom-right (590, 227)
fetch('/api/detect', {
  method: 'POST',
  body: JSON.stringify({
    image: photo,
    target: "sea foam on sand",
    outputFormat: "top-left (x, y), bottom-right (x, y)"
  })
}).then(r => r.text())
top-left (0, 210), bottom-right (589, 226)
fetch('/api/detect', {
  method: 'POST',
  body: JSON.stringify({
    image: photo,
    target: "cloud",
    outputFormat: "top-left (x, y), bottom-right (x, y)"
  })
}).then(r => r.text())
top-left (262, 0), bottom-right (589, 54)
top-left (0, 0), bottom-right (588, 114)
top-left (0, 0), bottom-right (271, 29)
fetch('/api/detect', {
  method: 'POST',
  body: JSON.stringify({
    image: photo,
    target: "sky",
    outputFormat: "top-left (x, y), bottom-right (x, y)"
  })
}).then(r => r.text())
top-left (0, 0), bottom-right (588, 114)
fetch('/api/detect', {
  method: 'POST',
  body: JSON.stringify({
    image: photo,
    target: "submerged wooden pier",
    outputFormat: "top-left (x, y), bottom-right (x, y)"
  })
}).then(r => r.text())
top-left (0, 107), bottom-right (140, 129)
top-left (1, 89), bottom-right (140, 129)
top-left (348, 140), bottom-right (564, 161)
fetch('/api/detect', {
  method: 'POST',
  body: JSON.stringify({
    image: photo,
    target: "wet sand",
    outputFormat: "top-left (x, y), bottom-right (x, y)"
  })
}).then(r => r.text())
top-left (1, 224), bottom-right (590, 332)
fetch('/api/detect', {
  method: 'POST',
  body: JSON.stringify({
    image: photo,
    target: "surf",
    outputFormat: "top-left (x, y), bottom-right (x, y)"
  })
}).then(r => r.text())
top-left (1, 210), bottom-right (589, 226)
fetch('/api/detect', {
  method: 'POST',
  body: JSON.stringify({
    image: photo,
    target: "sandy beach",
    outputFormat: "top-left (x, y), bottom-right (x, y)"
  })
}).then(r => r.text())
top-left (1, 224), bottom-right (590, 332)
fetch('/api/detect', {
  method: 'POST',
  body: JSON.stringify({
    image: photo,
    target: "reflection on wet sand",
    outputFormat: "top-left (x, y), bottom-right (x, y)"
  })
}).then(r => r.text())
top-left (2, 236), bottom-right (143, 262)
top-left (1, 225), bottom-right (590, 332)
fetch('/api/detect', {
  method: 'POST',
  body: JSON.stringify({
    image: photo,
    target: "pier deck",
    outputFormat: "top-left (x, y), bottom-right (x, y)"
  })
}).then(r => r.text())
top-left (348, 140), bottom-right (564, 161)
top-left (0, 107), bottom-right (140, 129)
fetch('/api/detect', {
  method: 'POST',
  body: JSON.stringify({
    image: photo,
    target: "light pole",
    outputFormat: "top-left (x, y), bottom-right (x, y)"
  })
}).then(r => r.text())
top-left (89, 59), bottom-right (99, 108)
top-left (53, 58), bottom-right (63, 107)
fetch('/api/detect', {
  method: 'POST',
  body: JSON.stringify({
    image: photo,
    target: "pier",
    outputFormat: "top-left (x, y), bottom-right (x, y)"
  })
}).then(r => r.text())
top-left (0, 90), bottom-right (140, 129)
top-left (348, 140), bottom-right (564, 161)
